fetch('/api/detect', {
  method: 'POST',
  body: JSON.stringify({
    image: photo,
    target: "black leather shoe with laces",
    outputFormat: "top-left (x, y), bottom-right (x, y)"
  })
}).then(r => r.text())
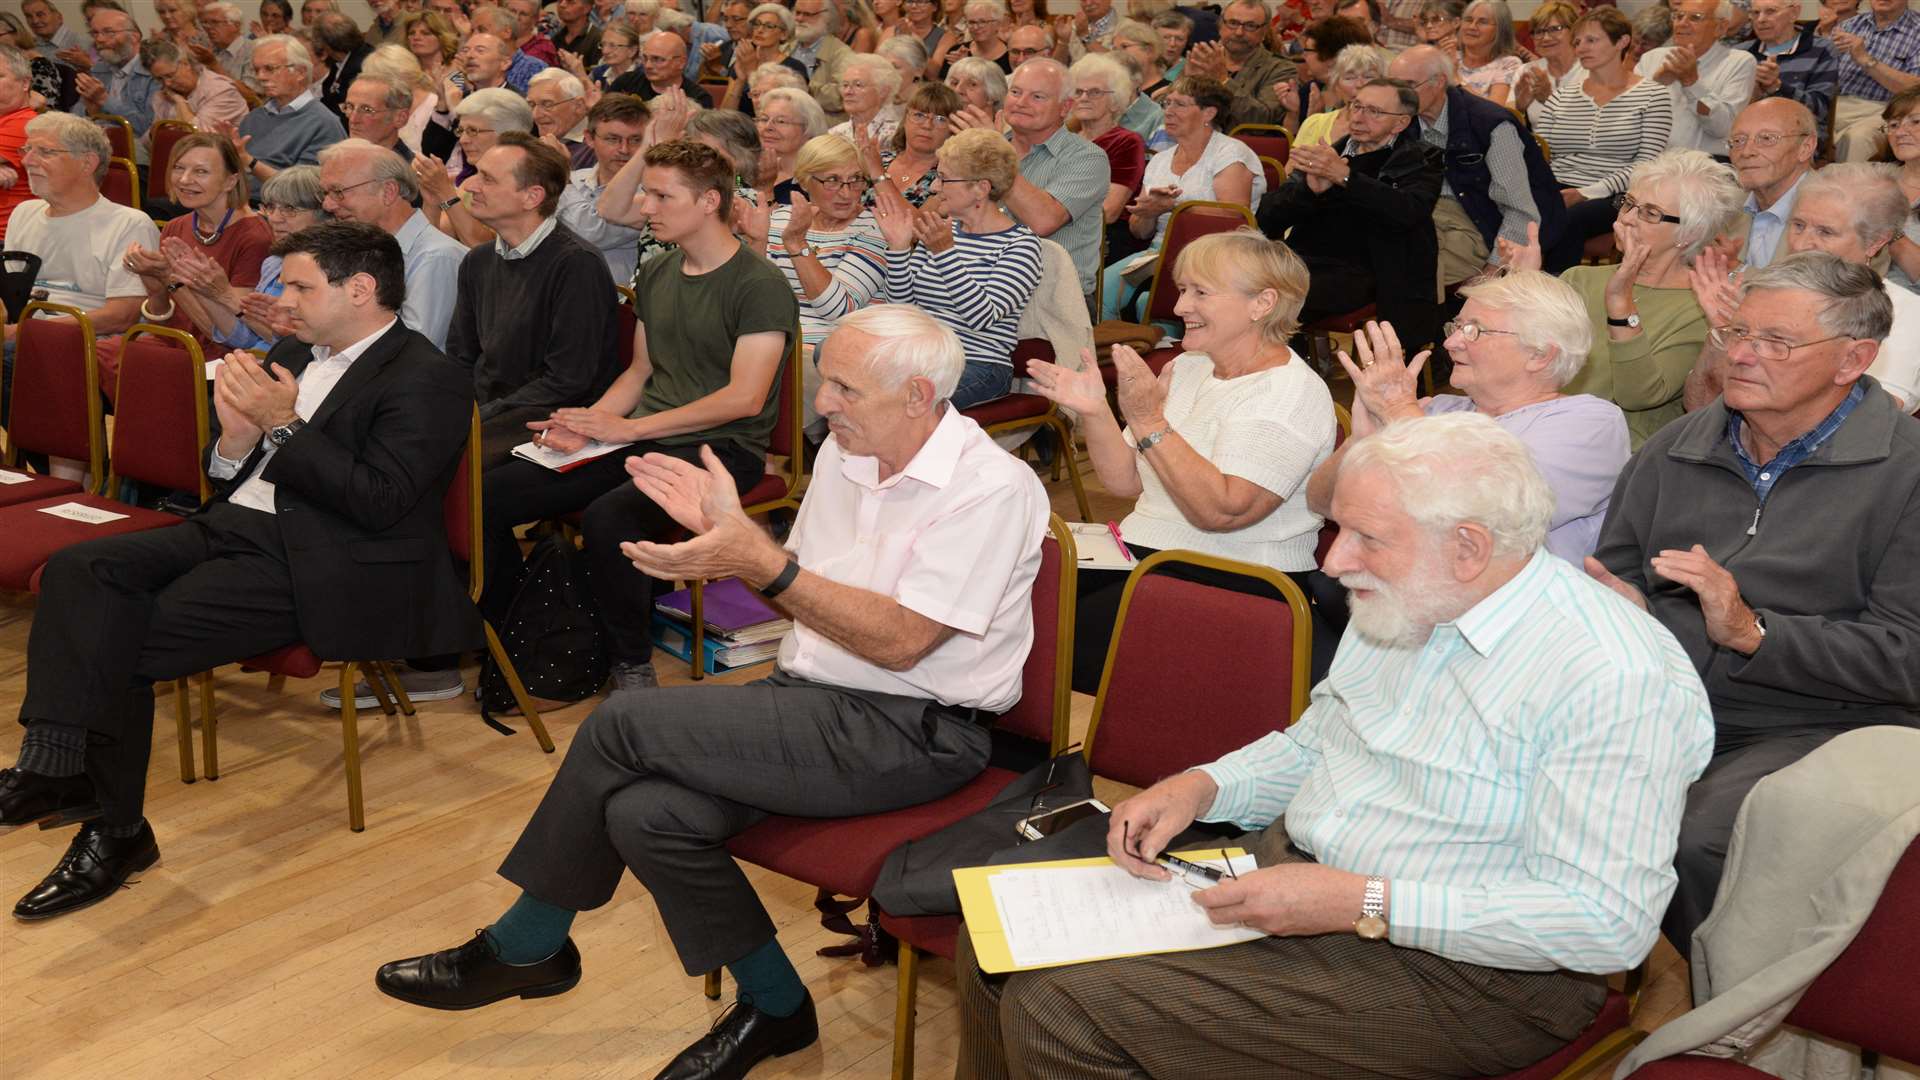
top-left (652, 993), bottom-right (819, 1080)
top-left (375, 930), bottom-right (582, 1010)
top-left (13, 822), bottom-right (159, 920)
top-left (0, 768), bottom-right (102, 833)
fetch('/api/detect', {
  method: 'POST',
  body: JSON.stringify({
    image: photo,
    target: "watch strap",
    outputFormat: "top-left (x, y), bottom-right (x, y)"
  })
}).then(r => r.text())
top-left (760, 557), bottom-right (801, 599)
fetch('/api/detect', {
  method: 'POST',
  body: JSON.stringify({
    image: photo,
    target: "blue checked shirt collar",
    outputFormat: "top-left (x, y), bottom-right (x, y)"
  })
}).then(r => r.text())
top-left (1725, 379), bottom-right (1866, 502)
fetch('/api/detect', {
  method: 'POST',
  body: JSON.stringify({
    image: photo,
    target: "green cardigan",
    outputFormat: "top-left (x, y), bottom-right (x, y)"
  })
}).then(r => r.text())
top-left (1560, 264), bottom-right (1708, 449)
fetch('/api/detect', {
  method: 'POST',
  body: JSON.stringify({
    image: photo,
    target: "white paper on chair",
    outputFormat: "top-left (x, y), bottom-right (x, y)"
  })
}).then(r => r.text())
top-left (989, 855), bottom-right (1263, 969)
top-left (36, 501), bottom-right (129, 524)
top-left (0, 469), bottom-right (33, 485)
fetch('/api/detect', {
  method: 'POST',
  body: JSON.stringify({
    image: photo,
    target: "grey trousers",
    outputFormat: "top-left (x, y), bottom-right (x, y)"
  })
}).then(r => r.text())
top-left (954, 820), bottom-right (1607, 1080)
top-left (497, 670), bottom-right (991, 975)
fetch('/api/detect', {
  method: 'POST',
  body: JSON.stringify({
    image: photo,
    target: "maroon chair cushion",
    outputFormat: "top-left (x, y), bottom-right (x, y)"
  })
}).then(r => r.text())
top-left (0, 496), bottom-right (183, 591)
top-left (1781, 838), bottom-right (1920, 1061)
top-left (0, 475), bottom-right (83, 509)
top-left (727, 766), bottom-right (1022, 899)
top-left (112, 336), bottom-right (205, 492)
top-left (993, 535), bottom-right (1063, 746)
top-left (738, 472), bottom-right (787, 511)
top-left (1304, 304), bottom-right (1378, 335)
top-left (877, 911), bottom-right (961, 959)
top-left (444, 438), bottom-right (473, 565)
top-left (1147, 209), bottom-right (1252, 323)
top-left (1494, 989), bottom-right (1630, 1080)
top-left (9, 316), bottom-right (95, 462)
top-left (1234, 132), bottom-right (1289, 166)
top-left (241, 644), bottom-right (324, 679)
top-left (1614, 1057), bottom-right (1769, 1079)
top-left (962, 393), bottom-right (1049, 428)
top-left (1142, 347), bottom-right (1181, 375)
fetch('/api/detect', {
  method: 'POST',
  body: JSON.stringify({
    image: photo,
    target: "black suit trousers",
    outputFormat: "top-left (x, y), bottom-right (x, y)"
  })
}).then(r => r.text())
top-left (18, 503), bottom-right (303, 826)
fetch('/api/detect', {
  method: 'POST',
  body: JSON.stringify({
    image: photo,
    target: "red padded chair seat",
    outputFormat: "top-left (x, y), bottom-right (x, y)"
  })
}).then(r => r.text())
top-left (1495, 989), bottom-right (1630, 1080)
top-left (0, 474), bottom-right (82, 509)
top-left (241, 644), bottom-right (325, 679)
top-left (878, 911), bottom-right (961, 959)
top-left (1621, 1058), bottom-right (1769, 1079)
top-left (962, 393), bottom-right (1050, 427)
top-left (1304, 304), bottom-right (1378, 335)
top-left (738, 472), bottom-right (788, 509)
top-left (0, 496), bottom-right (184, 591)
top-left (727, 765), bottom-right (1021, 899)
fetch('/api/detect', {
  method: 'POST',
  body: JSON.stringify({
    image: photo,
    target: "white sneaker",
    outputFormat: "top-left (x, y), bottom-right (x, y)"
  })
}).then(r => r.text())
top-left (319, 668), bottom-right (466, 709)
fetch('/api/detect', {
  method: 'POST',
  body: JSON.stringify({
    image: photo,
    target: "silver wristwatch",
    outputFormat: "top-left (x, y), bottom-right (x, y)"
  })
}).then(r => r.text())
top-left (268, 418), bottom-right (306, 447)
top-left (1355, 876), bottom-right (1388, 940)
top-left (1135, 427), bottom-right (1172, 453)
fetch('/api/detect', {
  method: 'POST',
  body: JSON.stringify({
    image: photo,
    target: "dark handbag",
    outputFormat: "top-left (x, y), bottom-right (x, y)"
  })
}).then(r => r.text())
top-left (870, 749), bottom-right (1095, 918)
top-left (476, 533), bottom-right (610, 733)
top-left (1, 251), bottom-right (42, 325)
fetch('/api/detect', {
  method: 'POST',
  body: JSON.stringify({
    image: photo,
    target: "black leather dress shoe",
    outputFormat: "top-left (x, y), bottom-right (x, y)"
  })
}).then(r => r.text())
top-left (653, 993), bottom-right (819, 1080)
top-left (0, 768), bottom-right (102, 833)
top-left (13, 822), bottom-right (159, 920)
top-left (375, 931), bottom-right (582, 1010)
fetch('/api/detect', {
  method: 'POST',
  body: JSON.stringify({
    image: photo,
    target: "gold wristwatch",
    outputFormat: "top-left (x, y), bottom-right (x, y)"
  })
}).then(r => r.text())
top-left (1355, 876), bottom-right (1388, 940)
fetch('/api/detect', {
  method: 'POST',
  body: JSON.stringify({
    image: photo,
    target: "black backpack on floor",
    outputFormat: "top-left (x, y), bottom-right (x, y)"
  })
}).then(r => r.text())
top-left (477, 533), bottom-right (609, 733)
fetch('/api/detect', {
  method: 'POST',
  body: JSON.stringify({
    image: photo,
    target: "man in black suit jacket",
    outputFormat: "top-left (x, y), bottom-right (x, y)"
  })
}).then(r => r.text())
top-left (0, 222), bottom-right (479, 921)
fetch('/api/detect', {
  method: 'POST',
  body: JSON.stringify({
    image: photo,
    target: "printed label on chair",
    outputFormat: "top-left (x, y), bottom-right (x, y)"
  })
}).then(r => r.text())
top-left (35, 502), bottom-right (130, 524)
top-left (0, 470), bottom-right (32, 485)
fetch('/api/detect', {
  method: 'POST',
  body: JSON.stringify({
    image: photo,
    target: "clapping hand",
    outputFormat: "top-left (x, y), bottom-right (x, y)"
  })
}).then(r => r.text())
top-left (1753, 56), bottom-right (1781, 94)
top-left (215, 349), bottom-right (299, 431)
top-left (1650, 544), bottom-right (1762, 653)
top-left (1288, 143), bottom-right (1347, 193)
top-left (1026, 347), bottom-right (1109, 417)
top-left (238, 291), bottom-right (297, 338)
top-left (1125, 184), bottom-right (1181, 219)
top-left (947, 103), bottom-right (997, 132)
top-left (873, 194), bottom-right (917, 251)
top-left (911, 205), bottom-right (954, 252)
top-left (76, 72), bottom-right (107, 107)
top-left (1687, 244), bottom-right (1743, 329)
top-left (162, 237), bottom-right (234, 298)
top-left (780, 193), bottom-right (816, 253)
top-left (1111, 343), bottom-right (1171, 431)
top-left (851, 121), bottom-right (886, 180)
top-left (1653, 44), bottom-right (1700, 87)
top-left (1831, 30), bottom-right (1868, 63)
top-left (1494, 220), bottom-right (1543, 272)
top-left (1335, 320), bottom-right (1428, 435)
top-left (56, 45), bottom-right (93, 68)
top-left (558, 48), bottom-right (588, 78)
top-left (122, 242), bottom-right (173, 285)
top-left (1183, 40), bottom-right (1229, 82)
top-left (413, 154), bottom-right (458, 204)
top-left (620, 447), bottom-right (785, 585)
top-left (1514, 65), bottom-right (1550, 112)
top-left (544, 407), bottom-right (632, 444)
top-left (1275, 79), bottom-right (1300, 117)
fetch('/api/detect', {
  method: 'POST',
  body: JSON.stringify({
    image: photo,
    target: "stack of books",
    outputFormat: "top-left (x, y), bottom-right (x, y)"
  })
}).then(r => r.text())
top-left (651, 578), bottom-right (793, 675)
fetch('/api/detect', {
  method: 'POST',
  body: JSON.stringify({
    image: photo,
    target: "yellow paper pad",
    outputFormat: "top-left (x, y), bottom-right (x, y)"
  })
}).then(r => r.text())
top-left (955, 849), bottom-right (1258, 973)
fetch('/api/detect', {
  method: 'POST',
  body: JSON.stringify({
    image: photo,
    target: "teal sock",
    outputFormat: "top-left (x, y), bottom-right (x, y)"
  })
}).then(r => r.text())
top-left (486, 892), bottom-right (577, 964)
top-left (726, 938), bottom-right (805, 1017)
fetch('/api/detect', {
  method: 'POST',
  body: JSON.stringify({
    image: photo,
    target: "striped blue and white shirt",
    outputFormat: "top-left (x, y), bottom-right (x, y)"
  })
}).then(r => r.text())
top-left (1197, 549), bottom-right (1715, 974)
top-left (883, 221), bottom-right (1043, 370)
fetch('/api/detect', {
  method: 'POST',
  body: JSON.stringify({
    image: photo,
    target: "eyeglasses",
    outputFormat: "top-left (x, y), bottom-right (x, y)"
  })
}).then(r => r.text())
top-left (1346, 102), bottom-right (1411, 120)
top-left (320, 178), bottom-right (383, 201)
top-left (1443, 319), bottom-right (1521, 342)
top-left (529, 97), bottom-right (578, 112)
top-left (593, 132), bottom-right (648, 150)
top-left (933, 173), bottom-right (983, 184)
top-left (748, 18), bottom-right (784, 30)
top-left (839, 79), bottom-right (872, 92)
top-left (754, 114), bottom-right (803, 129)
top-left (906, 109), bottom-right (951, 126)
top-left (1708, 325), bottom-right (1851, 361)
top-left (1417, 14), bottom-right (1457, 25)
top-left (1882, 114), bottom-right (1920, 134)
top-left (340, 102), bottom-right (398, 117)
top-left (1615, 192), bottom-right (1682, 225)
top-left (1220, 17), bottom-right (1266, 32)
top-left (793, 5), bottom-right (828, 17)
top-left (1070, 87), bottom-right (1111, 98)
top-left (454, 125), bottom-right (497, 137)
top-left (1532, 22), bottom-right (1568, 34)
top-left (1671, 10), bottom-right (1716, 23)
top-left (1017, 743), bottom-right (1083, 845)
top-left (964, 17), bottom-right (999, 27)
top-left (1163, 96), bottom-right (1198, 110)
top-left (809, 174), bottom-right (870, 190)
top-left (1728, 130), bottom-right (1811, 150)
top-left (261, 201), bottom-right (318, 215)
top-left (252, 62), bottom-right (295, 77)
top-left (19, 144), bottom-right (72, 158)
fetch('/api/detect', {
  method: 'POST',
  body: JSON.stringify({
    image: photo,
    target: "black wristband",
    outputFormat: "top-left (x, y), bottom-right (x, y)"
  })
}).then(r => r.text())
top-left (760, 558), bottom-right (801, 599)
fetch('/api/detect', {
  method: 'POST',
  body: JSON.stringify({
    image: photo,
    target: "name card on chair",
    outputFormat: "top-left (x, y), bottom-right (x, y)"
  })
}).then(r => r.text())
top-left (35, 502), bottom-right (130, 524)
top-left (0, 470), bottom-right (32, 485)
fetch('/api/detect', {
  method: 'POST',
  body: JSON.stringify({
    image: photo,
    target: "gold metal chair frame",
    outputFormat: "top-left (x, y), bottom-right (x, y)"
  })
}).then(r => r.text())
top-left (106, 156), bottom-right (141, 209)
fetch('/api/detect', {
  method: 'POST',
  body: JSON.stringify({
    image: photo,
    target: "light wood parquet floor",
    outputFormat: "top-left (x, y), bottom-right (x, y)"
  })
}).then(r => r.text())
top-left (0, 466), bottom-right (1690, 1080)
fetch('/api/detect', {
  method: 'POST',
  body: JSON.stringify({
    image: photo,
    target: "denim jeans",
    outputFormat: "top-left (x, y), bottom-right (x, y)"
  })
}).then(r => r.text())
top-left (950, 360), bottom-right (1013, 411)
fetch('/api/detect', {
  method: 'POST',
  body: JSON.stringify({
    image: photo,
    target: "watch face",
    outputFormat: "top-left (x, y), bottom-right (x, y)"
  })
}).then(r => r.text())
top-left (1355, 915), bottom-right (1388, 940)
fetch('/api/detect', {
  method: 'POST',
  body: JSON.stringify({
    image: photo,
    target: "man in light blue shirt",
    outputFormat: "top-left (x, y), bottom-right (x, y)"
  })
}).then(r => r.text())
top-left (316, 139), bottom-right (465, 351)
top-left (955, 413), bottom-right (1715, 1080)
top-left (68, 8), bottom-right (159, 160)
top-left (1731, 98), bottom-right (1816, 270)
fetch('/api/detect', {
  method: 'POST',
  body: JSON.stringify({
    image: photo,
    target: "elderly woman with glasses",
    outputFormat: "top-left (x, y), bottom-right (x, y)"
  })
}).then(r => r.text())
top-left (1070, 54), bottom-right (1147, 243)
top-left (829, 52), bottom-right (906, 145)
top-left (1310, 274), bottom-right (1630, 565)
top-left (1504, 150), bottom-right (1744, 447)
top-left (1513, 0), bottom-right (1583, 116)
top-left (1294, 43), bottom-right (1392, 150)
top-left (1102, 75), bottom-right (1262, 321)
top-left (720, 3), bottom-right (810, 110)
top-left (1455, 0), bottom-right (1523, 107)
top-left (413, 86), bottom-right (533, 243)
top-left (950, 0), bottom-right (1011, 74)
top-left (753, 85), bottom-right (829, 202)
top-left (1872, 89), bottom-right (1920, 293)
top-left (875, 127), bottom-right (1041, 408)
top-left (170, 164), bottom-right (327, 351)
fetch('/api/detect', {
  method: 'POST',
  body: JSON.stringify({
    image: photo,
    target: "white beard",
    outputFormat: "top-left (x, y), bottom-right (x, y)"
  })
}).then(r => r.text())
top-left (796, 22), bottom-right (828, 44)
top-left (1341, 560), bottom-right (1467, 649)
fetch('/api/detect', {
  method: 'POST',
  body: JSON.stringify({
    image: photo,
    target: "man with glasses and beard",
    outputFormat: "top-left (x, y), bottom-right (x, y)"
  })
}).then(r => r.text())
top-left (953, 412), bottom-right (1714, 1080)
top-left (68, 7), bottom-right (160, 155)
top-left (1177, 0), bottom-right (1299, 130)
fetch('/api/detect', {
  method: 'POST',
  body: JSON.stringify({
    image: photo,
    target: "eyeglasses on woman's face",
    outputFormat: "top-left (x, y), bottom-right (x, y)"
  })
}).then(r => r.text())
top-left (1443, 319), bottom-right (1521, 343)
top-left (1614, 192), bottom-right (1682, 225)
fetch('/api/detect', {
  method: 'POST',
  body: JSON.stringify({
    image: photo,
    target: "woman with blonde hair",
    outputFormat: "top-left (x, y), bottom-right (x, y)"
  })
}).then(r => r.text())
top-left (1293, 43), bottom-right (1391, 149)
top-left (1028, 228), bottom-right (1339, 688)
top-left (841, 0), bottom-right (881, 51)
top-left (1112, 19), bottom-right (1172, 98)
top-left (859, 79), bottom-right (962, 208)
top-left (1514, 0), bottom-right (1583, 115)
top-left (398, 9), bottom-right (459, 88)
top-left (876, 126), bottom-right (1043, 407)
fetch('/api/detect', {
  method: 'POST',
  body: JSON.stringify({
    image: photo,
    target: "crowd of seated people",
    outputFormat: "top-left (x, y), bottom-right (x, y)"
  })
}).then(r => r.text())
top-left (1, 3), bottom-right (1918, 1080)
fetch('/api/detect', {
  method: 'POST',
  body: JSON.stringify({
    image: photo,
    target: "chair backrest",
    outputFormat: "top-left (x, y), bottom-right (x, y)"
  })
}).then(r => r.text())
top-left (1258, 154), bottom-right (1282, 194)
top-left (448, 406), bottom-right (483, 597)
top-left (104, 157), bottom-right (139, 208)
top-left (96, 115), bottom-right (134, 160)
top-left (1084, 551), bottom-right (1314, 788)
top-left (1144, 200), bottom-right (1257, 324)
top-left (5, 303), bottom-right (103, 486)
top-left (994, 515), bottom-right (1076, 753)
top-left (1230, 124), bottom-right (1290, 166)
top-left (1315, 405), bottom-right (1350, 565)
top-left (113, 325), bottom-right (210, 498)
top-left (741, 335), bottom-right (807, 515)
top-left (1783, 837), bottom-right (1920, 1061)
top-left (615, 283), bottom-right (637, 372)
top-left (1009, 337), bottom-right (1053, 380)
top-left (149, 120), bottom-right (196, 204)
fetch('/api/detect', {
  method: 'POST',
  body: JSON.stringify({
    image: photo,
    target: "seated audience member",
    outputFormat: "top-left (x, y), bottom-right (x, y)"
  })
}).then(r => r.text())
top-left (143, 39), bottom-right (249, 140)
top-left (1453, 0), bottom-right (1523, 107)
top-left (22, 0), bottom-right (85, 63)
top-left (794, 0), bottom-right (855, 112)
top-left (718, 5), bottom-right (807, 112)
top-left (1532, 8), bottom-right (1674, 272)
top-left (1257, 78), bottom-right (1443, 347)
top-left (1068, 53), bottom-right (1146, 269)
top-left (0, 52), bottom-right (36, 240)
top-left (1631, 4), bottom-right (1673, 57)
top-left (444, 131), bottom-right (619, 463)
top-left (947, 53), bottom-right (1009, 125)
top-left (68, 7), bottom-right (160, 157)
top-left (318, 140), bottom-right (467, 350)
top-left (415, 87), bottom-right (535, 243)
top-left (377, 302), bottom-right (1049, 1080)
top-left (499, 0), bottom-right (560, 67)
top-left (859, 80), bottom-right (962, 210)
top-left (456, 23), bottom-right (543, 96)
top-left (1830, 0), bottom-right (1920, 161)
top-left (196, 1), bottom-right (258, 93)
top-left (1728, 98), bottom-right (1816, 270)
top-left (1102, 51), bottom-right (1165, 148)
top-left (0, 221), bottom-right (479, 921)
top-left (610, 25), bottom-right (714, 107)
top-left (359, 46), bottom-right (443, 157)
top-left (1393, 45), bottom-right (1564, 288)
top-left (747, 134), bottom-right (887, 391)
top-left (1294, 43), bottom-right (1390, 151)
top-left (1588, 251), bottom-right (1920, 955)
top-left (877, 127), bottom-right (1042, 408)
top-left (1004, 58), bottom-right (1111, 310)
top-left (1029, 230), bottom-right (1337, 689)
top-left (948, 0), bottom-right (1010, 76)
top-left (829, 51), bottom-right (904, 144)
top-left (755, 86), bottom-right (829, 201)
top-left (344, 70), bottom-right (420, 161)
top-left (110, 133), bottom-right (273, 388)
top-left (1512, 0), bottom-right (1583, 115)
top-left (1151, 10), bottom-right (1192, 84)
top-left (879, 34), bottom-right (933, 104)
top-left (1742, 0), bottom-right (1838, 136)
top-left (1176, 0), bottom-right (1298, 130)
top-left (1262, 16), bottom-right (1374, 137)
top-left (550, 0), bottom-right (601, 66)
top-left (1105, 75), bottom-right (1261, 322)
top-left (1310, 275), bottom-right (1630, 565)
top-left (312, 12), bottom-right (372, 125)
top-left (478, 141), bottom-right (795, 688)
top-left (583, 19), bottom-right (639, 90)
top-left (955, 411), bottom-right (1714, 1079)
top-left (233, 35), bottom-right (348, 193)
top-left (3, 114), bottom-right (160, 418)
top-left (557, 93), bottom-right (651, 283)
top-left (1635, 0), bottom-right (1754, 157)
top-left (527, 67), bottom-right (593, 168)
top-left (172, 165), bottom-right (327, 352)
top-left (596, 106), bottom-right (762, 272)
top-left (1112, 19), bottom-right (1173, 106)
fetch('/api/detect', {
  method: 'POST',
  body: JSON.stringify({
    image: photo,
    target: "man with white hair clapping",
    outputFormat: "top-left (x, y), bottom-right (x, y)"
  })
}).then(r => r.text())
top-left (957, 412), bottom-right (1713, 1080)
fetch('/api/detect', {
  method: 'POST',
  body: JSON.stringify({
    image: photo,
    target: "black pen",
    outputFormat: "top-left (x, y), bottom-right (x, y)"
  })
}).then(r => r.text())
top-left (1123, 822), bottom-right (1227, 885)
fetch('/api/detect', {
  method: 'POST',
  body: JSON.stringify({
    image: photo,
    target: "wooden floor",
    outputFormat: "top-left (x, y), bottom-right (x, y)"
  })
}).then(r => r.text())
top-left (0, 465), bottom-right (1690, 1080)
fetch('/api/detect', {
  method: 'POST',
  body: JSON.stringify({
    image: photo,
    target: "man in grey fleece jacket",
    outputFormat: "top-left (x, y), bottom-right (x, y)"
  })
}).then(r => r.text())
top-left (1586, 252), bottom-right (1920, 957)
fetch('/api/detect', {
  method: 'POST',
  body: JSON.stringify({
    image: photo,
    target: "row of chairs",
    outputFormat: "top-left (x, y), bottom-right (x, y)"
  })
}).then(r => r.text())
top-left (91, 114), bottom-right (199, 210)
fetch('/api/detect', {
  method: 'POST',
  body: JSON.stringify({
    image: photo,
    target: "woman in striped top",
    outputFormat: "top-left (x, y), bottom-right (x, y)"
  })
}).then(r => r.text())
top-left (876, 128), bottom-right (1043, 408)
top-left (1533, 7), bottom-right (1675, 270)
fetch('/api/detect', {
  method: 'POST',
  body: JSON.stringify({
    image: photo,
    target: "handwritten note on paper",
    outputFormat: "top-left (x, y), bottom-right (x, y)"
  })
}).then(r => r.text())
top-left (35, 501), bottom-right (130, 525)
top-left (0, 470), bottom-right (33, 485)
top-left (988, 855), bottom-right (1263, 969)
